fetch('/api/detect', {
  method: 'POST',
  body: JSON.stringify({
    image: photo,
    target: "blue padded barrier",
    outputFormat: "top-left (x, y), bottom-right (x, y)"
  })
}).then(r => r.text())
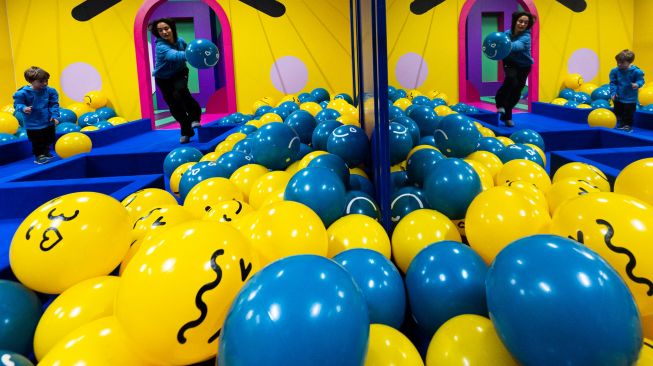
top-left (635, 110), bottom-right (653, 130)
top-left (531, 102), bottom-right (592, 123)
top-left (197, 123), bottom-right (239, 143)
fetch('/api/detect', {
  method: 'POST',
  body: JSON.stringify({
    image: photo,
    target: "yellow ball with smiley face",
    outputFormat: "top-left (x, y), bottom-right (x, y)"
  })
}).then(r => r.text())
top-left (9, 192), bottom-right (131, 294)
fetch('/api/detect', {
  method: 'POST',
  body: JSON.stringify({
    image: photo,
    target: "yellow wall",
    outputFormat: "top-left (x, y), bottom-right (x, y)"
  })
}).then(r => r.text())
top-left (634, 1), bottom-right (653, 85)
top-left (0, 0), bottom-right (15, 107)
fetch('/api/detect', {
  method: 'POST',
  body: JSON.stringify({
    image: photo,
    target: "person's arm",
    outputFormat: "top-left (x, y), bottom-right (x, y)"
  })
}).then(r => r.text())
top-left (49, 88), bottom-right (60, 124)
top-left (633, 69), bottom-right (645, 89)
top-left (13, 89), bottom-right (30, 114)
top-left (609, 69), bottom-right (618, 99)
top-left (157, 41), bottom-right (186, 63)
top-left (511, 33), bottom-right (531, 52)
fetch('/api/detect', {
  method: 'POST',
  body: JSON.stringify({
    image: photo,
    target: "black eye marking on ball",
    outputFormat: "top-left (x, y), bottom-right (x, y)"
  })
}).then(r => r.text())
top-left (410, 0), bottom-right (446, 15)
top-left (239, 0), bottom-right (286, 17)
top-left (72, 0), bottom-right (122, 22)
top-left (178, 249), bottom-right (225, 344)
top-left (47, 208), bottom-right (79, 222)
top-left (596, 219), bottom-right (653, 296)
top-left (556, 0), bottom-right (587, 13)
top-left (240, 259), bottom-right (253, 281)
top-left (132, 207), bottom-right (163, 229)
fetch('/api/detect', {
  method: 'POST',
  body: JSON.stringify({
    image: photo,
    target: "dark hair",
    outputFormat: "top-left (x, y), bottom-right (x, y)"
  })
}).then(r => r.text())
top-left (615, 49), bottom-right (635, 63)
top-left (24, 66), bottom-right (50, 83)
top-left (148, 18), bottom-right (178, 43)
top-left (511, 11), bottom-right (536, 34)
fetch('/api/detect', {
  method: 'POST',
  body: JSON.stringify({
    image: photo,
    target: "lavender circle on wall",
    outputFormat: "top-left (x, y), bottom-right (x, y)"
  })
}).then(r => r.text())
top-left (568, 48), bottom-right (599, 82)
top-left (61, 62), bottom-right (102, 102)
top-left (270, 56), bottom-right (308, 94)
top-left (395, 52), bottom-right (428, 89)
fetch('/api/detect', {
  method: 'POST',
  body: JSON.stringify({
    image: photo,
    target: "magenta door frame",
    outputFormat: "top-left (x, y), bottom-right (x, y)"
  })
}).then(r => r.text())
top-left (458, 0), bottom-right (539, 109)
top-left (134, 0), bottom-right (237, 129)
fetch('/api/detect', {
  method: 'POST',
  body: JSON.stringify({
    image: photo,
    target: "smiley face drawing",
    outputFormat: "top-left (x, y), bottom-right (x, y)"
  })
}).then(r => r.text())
top-left (482, 32), bottom-right (511, 61)
top-left (10, 192), bottom-right (132, 294)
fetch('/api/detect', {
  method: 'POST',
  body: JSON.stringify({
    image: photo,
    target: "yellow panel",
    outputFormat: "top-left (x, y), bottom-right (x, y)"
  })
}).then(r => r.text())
top-left (0, 0), bottom-right (16, 106)
top-left (634, 1), bottom-right (653, 81)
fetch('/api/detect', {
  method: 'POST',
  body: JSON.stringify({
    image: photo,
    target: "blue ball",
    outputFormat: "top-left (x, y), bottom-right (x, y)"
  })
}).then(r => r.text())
top-left (559, 88), bottom-right (575, 100)
top-left (390, 186), bottom-right (430, 226)
top-left (574, 92), bottom-right (591, 104)
top-left (278, 101), bottom-right (300, 115)
top-left (95, 121), bottom-right (113, 129)
top-left (395, 89), bottom-right (407, 99)
top-left (311, 120), bottom-right (342, 151)
top-left (406, 241), bottom-right (488, 334)
top-left (250, 122), bottom-right (300, 170)
top-left (285, 167), bottom-right (346, 226)
top-left (297, 92), bottom-right (315, 103)
top-left (315, 108), bottom-right (341, 122)
top-left (59, 108), bottom-right (78, 123)
top-left (406, 148), bottom-right (445, 187)
top-left (271, 107), bottom-right (291, 120)
top-left (333, 93), bottom-right (354, 105)
top-left (0, 133), bottom-right (18, 144)
top-left (0, 351), bottom-right (32, 366)
top-left (509, 129), bottom-right (545, 150)
top-left (285, 110), bottom-right (317, 145)
top-left (563, 100), bottom-right (579, 108)
top-left (307, 153), bottom-right (350, 187)
top-left (388, 105), bottom-right (406, 120)
top-left (255, 105), bottom-right (273, 117)
top-left (55, 122), bottom-right (81, 134)
top-left (95, 107), bottom-right (117, 120)
top-left (216, 151), bottom-right (254, 177)
top-left (434, 114), bottom-right (482, 158)
top-left (77, 112), bottom-right (100, 127)
top-left (14, 128), bottom-right (27, 139)
top-left (349, 174), bottom-right (375, 197)
top-left (428, 98), bottom-right (447, 108)
top-left (296, 142), bottom-right (313, 161)
top-left (591, 86), bottom-right (612, 101)
top-left (407, 105), bottom-right (439, 137)
top-left (591, 99), bottom-right (611, 109)
top-left (642, 104), bottom-right (653, 112)
top-left (389, 122), bottom-right (414, 165)
top-left (423, 158), bottom-right (482, 220)
top-left (326, 125), bottom-right (370, 167)
top-left (482, 32), bottom-right (511, 60)
top-left (235, 124), bottom-right (257, 135)
top-left (178, 161), bottom-right (230, 201)
top-left (232, 137), bottom-right (255, 155)
top-left (185, 38), bottom-right (219, 69)
top-left (487, 235), bottom-right (642, 365)
top-left (343, 190), bottom-right (380, 220)
top-left (218, 255), bottom-right (369, 366)
top-left (499, 143), bottom-right (544, 167)
top-left (334, 249), bottom-right (406, 329)
top-left (392, 116), bottom-right (420, 146)
top-left (163, 146), bottom-right (203, 177)
top-left (391, 170), bottom-right (410, 192)
top-left (476, 136), bottom-right (506, 155)
top-left (310, 87), bottom-right (331, 103)
top-left (419, 135), bottom-right (436, 147)
top-left (411, 95), bottom-right (431, 106)
top-left (0, 280), bottom-right (42, 355)
top-left (319, 101), bottom-right (329, 109)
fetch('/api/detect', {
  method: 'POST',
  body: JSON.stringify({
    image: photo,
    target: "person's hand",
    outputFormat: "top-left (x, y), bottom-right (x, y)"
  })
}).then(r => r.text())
top-left (51, 118), bottom-right (59, 125)
top-left (611, 95), bottom-right (616, 101)
top-left (632, 82), bottom-right (639, 89)
top-left (23, 106), bottom-right (32, 114)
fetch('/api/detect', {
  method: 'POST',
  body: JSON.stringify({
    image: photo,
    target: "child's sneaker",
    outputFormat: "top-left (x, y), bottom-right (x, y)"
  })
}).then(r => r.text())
top-left (180, 136), bottom-right (191, 144)
top-left (34, 155), bottom-right (49, 164)
top-left (191, 121), bottom-right (201, 128)
top-left (44, 152), bottom-right (55, 160)
top-left (623, 125), bottom-right (633, 132)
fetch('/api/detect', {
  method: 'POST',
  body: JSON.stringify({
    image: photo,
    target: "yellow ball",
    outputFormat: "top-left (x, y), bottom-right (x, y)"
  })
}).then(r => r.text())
top-left (336, 113), bottom-right (360, 126)
top-left (615, 158), bottom-right (653, 206)
top-left (225, 132), bottom-right (247, 144)
top-left (258, 188), bottom-right (285, 208)
top-left (115, 220), bottom-right (259, 365)
top-left (1, 104), bottom-right (14, 114)
top-left (204, 199), bottom-right (254, 222)
top-left (285, 160), bottom-right (301, 175)
top-left (546, 177), bottom-right (601, 215)
top-left (0, 112), bottom-right (19, 134)
top-left (248, 171), bottom-right (292, 209)
top-left (298, 151), bottom-right (329, 170)
top-left (121, 188), bottom-right (178, 220)
top-left (587, 108), bottom-right (617, 128)
top-left (496, 136), bottom-right (514, 146)
top-left (465, 187), bottom-right (551, 264)
top-left (214, 140), bottom-right (234, 154)
top-left (393, 98), bottom-right (412, 111)
top-left (246, 200), bottom-right (328, 265)
top-left (639, 87), bottom-right (653, 106)
top-left (465, 151), bottom-right (503, 178)
top-left (577, 103), bottom-right (592, 109)
top-left (365, 324), bottom-right (424, 366)
top-left (550, 192), bottom-right (653, 315)
top-left (564, 73), bottom-right (584, 89)
top-left (33, 276), bottom-right (120, 361)
top-left (38, 316), bottom-right (152, 365)
top-left (55, 132), bottom-right (92, 158)
top-left (464, 159), bottom-right (494, 191)
top-left (350, 167), bottom-right (369, 179)
top-left (229, 164), bottom-right (270, 203)
top-left (579, 82), bottom-right (598, 95)
top-left (391, 209), bottom-right (461, 273)
top-left (552, 162), bottom-right (610, 192)
top-left (300, 101), bottom-right (323, 116)
top-left (495, 159), bottom-right (551, 193)
top-left (407, 144), bottom-right (439, 160)
top-left (245, 119), bottom-right (262, 128)
top-left (107, 116), bottom-right (127, 125)
top-left (327, 98), bottom-right (349, 110)
top-left (200, 151), bottom-right (221, 162)
top-left (503, 180), bottom-right (549, 213)
top-left (80, 126), bottom-right (99, 132)
top-left (326, 214), bottom-right (391, 258)
top-left (9, 192), bottom-right (131, 294)
top-left (434, 105), bottom-right (453, 116)
top-left (83, 90), bottom-right (108, 109)
top-left (638, 338), bottom-right (653, 364)
top-left (252, 96), bottom-right (275, 113)
top-left (478, 126), bottom-right (496, 137)
top-left (183, 177), bottom-right (244, 218)
top-left (259, 112), bottom-right (283, 124)
top-left (426, 315), bottom-right (518, 366)
top-left (550, 98), bottom-right (568, 106)
top-left (277, 94), bottom-right (300, 105)
top-left (169, 162), bottom-right (195, 197)
top-left (407, 89), bottom-right (423, 100)
top-left (67, 102), bottom-right (93, 118)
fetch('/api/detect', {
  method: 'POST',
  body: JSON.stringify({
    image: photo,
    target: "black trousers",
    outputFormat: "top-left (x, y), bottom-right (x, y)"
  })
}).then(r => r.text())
top-left (496, 63), bottom-right (531, 120)
top-left (613, 100), bottom-right (636, 127)
top-left (26, 125), bottom-right (55, 157)
top-left (155, 68), bottom-right (201, 137)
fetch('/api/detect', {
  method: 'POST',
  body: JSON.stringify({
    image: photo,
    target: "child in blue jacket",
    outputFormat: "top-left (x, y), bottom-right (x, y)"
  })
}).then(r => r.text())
top-left (495, 11), bottom-right (536, 127)
top-left (13, 66), bottom-right (60, 164)
top-left (610, 49), bottom-right (645, 132)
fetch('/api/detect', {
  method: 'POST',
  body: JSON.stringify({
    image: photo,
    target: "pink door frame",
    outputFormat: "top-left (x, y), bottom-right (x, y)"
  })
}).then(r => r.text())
top-left (134, 0), bottom-right (237, 129)
top-left (458, 0), bottom-right (539, 109)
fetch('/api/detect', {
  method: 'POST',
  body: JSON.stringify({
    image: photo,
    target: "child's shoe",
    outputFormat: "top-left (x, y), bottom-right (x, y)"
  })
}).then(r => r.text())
top-left (34, 155), bottom-right (49, 164)
top-left (44, 152), bottom-right (55, 160)
top-left (191, 121), bottom-right (201, 128)
top-left (180, 136), bottom-right (191, 144)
